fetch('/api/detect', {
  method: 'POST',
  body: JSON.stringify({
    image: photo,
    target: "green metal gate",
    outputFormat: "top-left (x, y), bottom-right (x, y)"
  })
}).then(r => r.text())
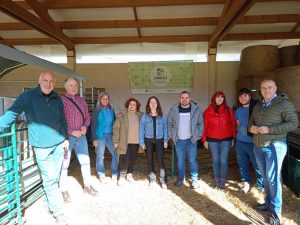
top-left (0, 123), bottom-right (44, 225)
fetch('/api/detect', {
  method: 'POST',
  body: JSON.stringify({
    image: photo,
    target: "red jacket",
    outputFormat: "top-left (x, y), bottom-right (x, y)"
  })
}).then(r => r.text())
top-left (201, 104), bottom-right (237, 142)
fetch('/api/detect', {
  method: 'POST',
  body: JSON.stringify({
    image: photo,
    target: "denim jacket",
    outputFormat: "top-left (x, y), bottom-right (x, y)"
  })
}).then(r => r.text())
top-left (139, 114), bottom-right (168, 145)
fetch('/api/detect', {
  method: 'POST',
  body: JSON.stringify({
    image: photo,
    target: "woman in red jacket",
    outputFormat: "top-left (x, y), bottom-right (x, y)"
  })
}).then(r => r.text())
top-left (202, 91), bottom-right (236, 189)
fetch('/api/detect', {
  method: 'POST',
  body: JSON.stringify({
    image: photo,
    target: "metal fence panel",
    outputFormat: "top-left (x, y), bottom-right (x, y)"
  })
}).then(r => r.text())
top-left (0, 123), bottom-right (43, 225)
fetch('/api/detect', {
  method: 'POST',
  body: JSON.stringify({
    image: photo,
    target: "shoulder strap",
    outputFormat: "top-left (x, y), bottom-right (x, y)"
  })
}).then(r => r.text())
top-left (64, 95), bottom-right (85, 124)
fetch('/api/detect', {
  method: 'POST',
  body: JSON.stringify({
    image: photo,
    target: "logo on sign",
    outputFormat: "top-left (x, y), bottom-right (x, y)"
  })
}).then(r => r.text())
top-left (150, 66), bottom-right (171, 87)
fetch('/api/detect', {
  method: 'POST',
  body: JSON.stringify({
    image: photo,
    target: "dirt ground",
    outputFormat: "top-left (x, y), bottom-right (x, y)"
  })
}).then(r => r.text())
top-left (23, 153), bottom-right (299, 225)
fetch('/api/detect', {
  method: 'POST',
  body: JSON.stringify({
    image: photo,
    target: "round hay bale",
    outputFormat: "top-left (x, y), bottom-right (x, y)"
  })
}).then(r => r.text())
top-left (239, 45), bottom-right (279, 77)
top-left (237, 72), bottom-right (276, 90)
top-left (236, 76), bottom-right (252, 89)
top-left (252, 72), bottom-right (276, 88)
top-left (279, 45), bottom-right (300, 68)
top-left (276, 65), bottom-right (300, 111)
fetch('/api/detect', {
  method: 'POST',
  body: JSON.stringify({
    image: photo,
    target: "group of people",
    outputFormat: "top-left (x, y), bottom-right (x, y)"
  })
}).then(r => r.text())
top-left (0, 71), bottom-right (298, 225)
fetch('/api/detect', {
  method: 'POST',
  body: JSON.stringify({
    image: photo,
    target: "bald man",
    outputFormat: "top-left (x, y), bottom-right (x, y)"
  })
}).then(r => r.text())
top-left (249, 79), bottom-right (298, 225)
top-left (0, 71), bottom-right (69, 225)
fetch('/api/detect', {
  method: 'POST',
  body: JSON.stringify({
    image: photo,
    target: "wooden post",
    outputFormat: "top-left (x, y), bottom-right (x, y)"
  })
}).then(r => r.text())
top-left (208, 47), bottom-right (217, 100)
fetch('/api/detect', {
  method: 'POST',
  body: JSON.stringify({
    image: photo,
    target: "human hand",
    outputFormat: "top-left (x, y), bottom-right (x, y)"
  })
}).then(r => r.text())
top-left (249, 126), bottom-right (259, 134)
top-left (71, 130), bottom-right (81, 138)
top-left (114, 143), bottom-right (119, 149)
top-left (231, 140), bottom-right (235, 147)
top-left (93, 140), bottom-right (98, 147)
top-left (80, 126), bottom-right (87, 135)
top-left (258, 126), bottom-right (269, 134)
top-left (203, 141), bottom-right (208, 149)
top-left (141, 144), bottom-right (146, 149)
top-left (164, 142), bottom-right (168, 149)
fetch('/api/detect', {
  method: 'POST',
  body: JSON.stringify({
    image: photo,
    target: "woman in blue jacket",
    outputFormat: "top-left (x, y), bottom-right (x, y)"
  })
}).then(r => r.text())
top-left (140, 96), bottom-right (168, 188)
top-left (91, 92), bottom-right (118, 183)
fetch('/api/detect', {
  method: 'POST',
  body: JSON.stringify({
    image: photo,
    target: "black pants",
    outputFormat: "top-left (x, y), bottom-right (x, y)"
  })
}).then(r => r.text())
top-left (145, 138), bottom-right (165, 182)
top-left (119, 144), bottom-right (139, 178)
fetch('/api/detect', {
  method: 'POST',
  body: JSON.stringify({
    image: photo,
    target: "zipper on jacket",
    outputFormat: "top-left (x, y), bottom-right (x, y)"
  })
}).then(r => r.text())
top-left (256, 106), bottom-right (265, 146)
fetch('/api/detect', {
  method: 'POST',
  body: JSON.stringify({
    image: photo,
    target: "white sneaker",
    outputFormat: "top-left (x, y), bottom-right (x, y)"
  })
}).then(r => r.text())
top-left (126, 173), bottom-right (135, 182)
top-left (55, 214), bottom-right (68, 225)
top-left (111, 176), bottom-right (118, 184)
top-left (118, 177), bottom-right (126, 186)
top-left (241, 182), bottom-right (251, 193)
top-left (99, 176), bottom-right (107, 184)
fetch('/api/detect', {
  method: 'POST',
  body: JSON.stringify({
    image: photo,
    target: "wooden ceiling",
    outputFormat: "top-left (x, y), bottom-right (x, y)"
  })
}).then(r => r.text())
top-left (0, 0), bottom-right (299, 51)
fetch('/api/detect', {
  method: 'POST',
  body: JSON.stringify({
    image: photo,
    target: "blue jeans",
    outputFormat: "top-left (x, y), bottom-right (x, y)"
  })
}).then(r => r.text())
top-left (208, 140), bottom-right (231, 179)
top-left (34, 142), bottom-right (64, 217)
top-left (175, 138), bottom-right (198, 182)
top-left (95, 134), bottom-right (119, 177)
top-left (60, 135), bottom-right (91, 191)
top-left (254, 141), bottom-right (287, 214)
top-left (236, 140), bottom-right (263, 188)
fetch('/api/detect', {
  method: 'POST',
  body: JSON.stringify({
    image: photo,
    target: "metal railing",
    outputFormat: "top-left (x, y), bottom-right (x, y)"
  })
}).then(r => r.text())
top-left (0, 122), bottom-right (43, 225)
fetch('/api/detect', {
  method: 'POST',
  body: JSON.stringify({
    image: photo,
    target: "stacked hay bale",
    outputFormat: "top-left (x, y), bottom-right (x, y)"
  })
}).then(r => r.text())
top-left (237, 45), bottom-right (279, 99)
top-left (277, 45), bottom-right (300, 119)
top-left (279, 45), bottom-right (300, 68)
top-left (237, 43), bottom-right (300, 118)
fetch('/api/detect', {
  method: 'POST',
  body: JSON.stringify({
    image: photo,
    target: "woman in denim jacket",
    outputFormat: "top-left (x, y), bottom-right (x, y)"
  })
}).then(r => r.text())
top-left (140, 96), bottom-right (168, 188)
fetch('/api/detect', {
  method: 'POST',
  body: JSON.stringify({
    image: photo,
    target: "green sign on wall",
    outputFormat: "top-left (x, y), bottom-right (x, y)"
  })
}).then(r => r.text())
top-left (128, 61), bottom-right (194, 94)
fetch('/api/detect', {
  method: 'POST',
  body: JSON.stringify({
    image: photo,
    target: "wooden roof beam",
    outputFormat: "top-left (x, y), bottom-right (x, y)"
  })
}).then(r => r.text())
top-left (25, 0), bottom-right (61, 31)
top-left (25, 0), bottom-right (75, 50)
top-left (1, 14), bottom-right (299, 30)
top-left (0, 35), bottom-right (210, 45)
top-left (208, 0), bottom-right (257, 48)
top-left (221, 0), bottom-right (232, 17)
top-left (16, 0), bottom-right (226, 9)
top-left (15, 0), bottom-right (293, 9)
top-left (291, 22), bottom-right (300, 32)
top-left (238, 14), bottom-right (300, 24)
top-left (0, 0), bottom-right (74, 50)
top-left (1, 32), bottom-right (300, 46)
top-left (133, 7), bottom-right (141, 38)
top-left (224, 32), bottom-right (300, 40)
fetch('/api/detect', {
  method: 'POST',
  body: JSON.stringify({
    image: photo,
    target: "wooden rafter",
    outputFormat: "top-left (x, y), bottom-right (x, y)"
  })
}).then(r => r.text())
top-left (133, 7), bottom-right (141, 37)
top-left (208, 0), bottom-right (257, 48)
top-left (25, 0), bottom-right (61, 31)
top-left (1, 32), bottom-right (300, 46)
top-left (16, 0), bottom-right (226, 9)
top-left (25, 0), bottom-right (75, 50)
top-left (15, 0), bottom-right (293, 9)
top-left (221, 0), bottom-right (232, 17)
top-left (224, 32), bottom-right (300, 40)
top-left (0, 35), bottom-right (210, 45)
top-left (237, 14), bottom-right (300, 24)
top-left (0, 0), bottom-right (299, 48)
top-left (291, 22), bottom-right (300, 32)
top-left (1, 14), bottom-right (299, 30)
top-left (0, 0), bottom-right (74, 50)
